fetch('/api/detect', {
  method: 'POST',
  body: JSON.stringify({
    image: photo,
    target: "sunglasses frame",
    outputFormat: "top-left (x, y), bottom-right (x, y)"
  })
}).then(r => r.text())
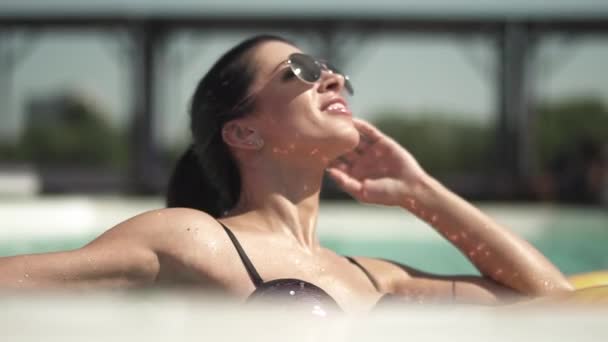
top-left (228, 53), bottom-right (353, 116)
top-left (286, 53), bottom-right (354, 96)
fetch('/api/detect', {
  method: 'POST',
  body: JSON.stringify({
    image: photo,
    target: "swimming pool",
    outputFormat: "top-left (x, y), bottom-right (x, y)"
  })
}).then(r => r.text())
top-left (1, 197), bottom-right (607, 275)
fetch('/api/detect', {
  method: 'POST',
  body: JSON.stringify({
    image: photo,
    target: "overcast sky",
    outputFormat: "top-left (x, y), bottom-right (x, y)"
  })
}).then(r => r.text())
top-left (1, 1), bottom-right (607, 146)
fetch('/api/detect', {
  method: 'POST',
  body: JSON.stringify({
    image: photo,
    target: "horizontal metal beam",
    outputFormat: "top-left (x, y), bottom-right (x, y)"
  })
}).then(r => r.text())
top-left (1, 14), bottom-right (607, 34)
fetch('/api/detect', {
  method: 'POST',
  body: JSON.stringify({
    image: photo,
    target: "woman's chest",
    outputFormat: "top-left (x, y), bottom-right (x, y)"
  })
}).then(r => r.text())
top-left (218, 239), bottom-right (383, 311)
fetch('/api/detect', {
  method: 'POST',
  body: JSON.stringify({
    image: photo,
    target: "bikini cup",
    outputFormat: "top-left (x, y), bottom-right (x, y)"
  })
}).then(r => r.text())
top-left (247, 278), bottom-right (342, 316)
top-left (219, 220), bottom-right (381, 315)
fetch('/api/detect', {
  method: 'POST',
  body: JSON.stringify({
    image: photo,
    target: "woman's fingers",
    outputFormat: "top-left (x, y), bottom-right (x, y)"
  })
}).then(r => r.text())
top-left (353, 118), bottom-right (384, 144)
top-left (326, 167), bottom-right (362, 195)
top-left (334, 119), bottom-right (387, 168)
top-left (328, 158), bottom-right (351, 172)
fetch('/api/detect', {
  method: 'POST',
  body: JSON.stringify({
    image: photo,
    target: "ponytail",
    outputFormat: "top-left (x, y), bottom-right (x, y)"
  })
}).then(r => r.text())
top-left (166, 34), bottom-right (294, 217)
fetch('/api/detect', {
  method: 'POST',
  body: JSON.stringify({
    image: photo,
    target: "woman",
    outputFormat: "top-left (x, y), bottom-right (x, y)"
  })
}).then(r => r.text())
top-left (0, 35), bottom-right (572, 313)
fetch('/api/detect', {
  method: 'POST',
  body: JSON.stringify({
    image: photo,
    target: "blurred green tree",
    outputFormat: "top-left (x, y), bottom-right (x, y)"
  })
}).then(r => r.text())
top-left (534, 96), bottom-right (608, 168)
top-left (20, 92), bottom-right (127, 168)
top-left (372, 111), bottom-right (492, 176)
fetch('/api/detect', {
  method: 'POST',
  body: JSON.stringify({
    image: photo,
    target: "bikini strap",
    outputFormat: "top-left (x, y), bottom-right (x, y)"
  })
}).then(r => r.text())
top-left (218, 221), bottom-right (264, 288)
top-left (346, 256), bottom-right (381, 292)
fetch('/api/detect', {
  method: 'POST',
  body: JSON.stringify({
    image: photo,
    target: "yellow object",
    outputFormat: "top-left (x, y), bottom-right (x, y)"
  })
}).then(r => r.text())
top-left (568, 271), bottom-right (608, 289)
top-left (503, 272), bottom-right (608, 308)
top-left (555, 286), bottom-right (608, 304)
top-left (556, 271), bottom-right (608, 305)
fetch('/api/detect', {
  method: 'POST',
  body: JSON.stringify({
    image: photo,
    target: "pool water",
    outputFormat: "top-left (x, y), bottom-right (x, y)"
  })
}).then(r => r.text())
top-left (324, 230), bottom-right (608, 276)
top-left (323, 204), bottom-right (608, 275)
top-left (1, 198), bottom-right (606, 276)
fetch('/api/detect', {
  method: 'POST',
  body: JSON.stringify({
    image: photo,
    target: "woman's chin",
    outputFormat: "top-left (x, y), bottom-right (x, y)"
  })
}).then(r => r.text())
top-left (325, 129), bottom-right (360, 156)
top-left (341, 126), bottom-right (361, 150)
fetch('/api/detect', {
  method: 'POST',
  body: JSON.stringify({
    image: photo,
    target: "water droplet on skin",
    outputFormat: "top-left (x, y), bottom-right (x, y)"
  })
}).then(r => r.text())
top-left (494, 269), bottom-right (503, 276)
top-left (448, 234), bottom-right (459, 242)
top-left (310, 148), bottom-right (319, 155)
top-left (24, 273), bottom-right (29, 278)
top-left (271, 147), bottom-right (288, 154)
top-left (460, 232), bottom-right (468, 239)
top-left (468, 251), bottom-right (476, 258)
top-left (476, 243), bottom-right (486, 251)
top-left (207, 240), bottom-right (218, 253)
top-left (311, 305), bottom-right (327, 317)
top-left (430, 214), bottom-right (439, 223)
top-left (18, 279), bottom-right (23, 283)
top-left (484, 251), bottom-right (491, 256)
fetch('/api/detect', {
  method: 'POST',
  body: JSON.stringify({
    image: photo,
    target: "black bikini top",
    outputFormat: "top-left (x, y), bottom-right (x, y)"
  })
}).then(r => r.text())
top-left (219, 221), bottom-right (381, 315)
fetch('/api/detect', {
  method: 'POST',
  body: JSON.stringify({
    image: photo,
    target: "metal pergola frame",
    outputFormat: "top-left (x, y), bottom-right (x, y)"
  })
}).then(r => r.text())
top-left (1, 13), bottom-right (607, 196)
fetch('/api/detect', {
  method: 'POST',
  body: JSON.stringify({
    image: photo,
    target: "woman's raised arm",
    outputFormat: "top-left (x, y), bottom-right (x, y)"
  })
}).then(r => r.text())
top-left (327, 118), bottom-right (573, 302)
top-left (400, 176), bottom-right (572, 296)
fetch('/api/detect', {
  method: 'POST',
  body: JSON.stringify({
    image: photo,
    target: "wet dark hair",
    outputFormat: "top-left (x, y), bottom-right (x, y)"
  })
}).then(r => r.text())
top-left (166, 35), bottom-right (294, 217)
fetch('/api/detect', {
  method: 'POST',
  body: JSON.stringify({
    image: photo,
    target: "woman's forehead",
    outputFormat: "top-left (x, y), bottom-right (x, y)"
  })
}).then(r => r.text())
top-left (251, 41), bottom-right (302, 80)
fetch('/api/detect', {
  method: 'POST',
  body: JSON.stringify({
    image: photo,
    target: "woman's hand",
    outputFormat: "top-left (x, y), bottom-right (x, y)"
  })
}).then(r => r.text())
top-left (326, 118), bottom-right (429, 206)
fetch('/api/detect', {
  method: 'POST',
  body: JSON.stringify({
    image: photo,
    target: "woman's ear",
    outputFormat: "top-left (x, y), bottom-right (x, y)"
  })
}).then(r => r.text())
top-left (222, 120), bottom-right (264, 150)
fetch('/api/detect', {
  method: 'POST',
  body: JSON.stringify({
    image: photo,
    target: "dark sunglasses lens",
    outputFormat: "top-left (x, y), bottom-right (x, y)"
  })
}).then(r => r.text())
top-left (326, 62), bottom-right (354, 95)
top-left (343, 76), bottom-right (354, 95)
top-left (290, 54), bottom-right (321, 83)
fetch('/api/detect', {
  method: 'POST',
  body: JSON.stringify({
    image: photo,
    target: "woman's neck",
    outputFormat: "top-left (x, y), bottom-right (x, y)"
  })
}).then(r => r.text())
top-left (225, 158), bottom-right (325, 252)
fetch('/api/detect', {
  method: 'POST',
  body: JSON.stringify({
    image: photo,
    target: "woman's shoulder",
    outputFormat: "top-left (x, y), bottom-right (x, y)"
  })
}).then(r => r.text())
top-left (112, 207), bottom-right (226, 247)
top-left (114, 208), bottom-right (247, 286)
top-left (153, 207), bottom-right (220, 225)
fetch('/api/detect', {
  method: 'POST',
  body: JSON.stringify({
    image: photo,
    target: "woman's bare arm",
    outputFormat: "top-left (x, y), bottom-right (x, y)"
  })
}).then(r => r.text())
top-left (400, 177), bottom-right (572, 297)
top-left (328, 119), bottom-right (573, 302)
top-left (0, 207), bottom-right (228, 290)
top-left (0, 213), bottom-right (162, 289)
top-left (354, 257), bottom-right (520, 304)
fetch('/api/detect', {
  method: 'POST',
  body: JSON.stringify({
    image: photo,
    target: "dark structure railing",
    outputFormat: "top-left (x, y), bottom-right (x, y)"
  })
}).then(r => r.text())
top-left (1, 12), bottom-right (607, 195)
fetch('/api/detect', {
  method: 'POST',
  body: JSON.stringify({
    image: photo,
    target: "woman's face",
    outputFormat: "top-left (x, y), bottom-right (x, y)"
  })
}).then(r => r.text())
top-left (243, 41), bottom-right (360, 163)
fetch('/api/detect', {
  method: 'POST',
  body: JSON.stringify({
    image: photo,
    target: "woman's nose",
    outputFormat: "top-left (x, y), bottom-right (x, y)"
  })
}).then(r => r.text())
top-left (317, 69), bottom-right (345, 95)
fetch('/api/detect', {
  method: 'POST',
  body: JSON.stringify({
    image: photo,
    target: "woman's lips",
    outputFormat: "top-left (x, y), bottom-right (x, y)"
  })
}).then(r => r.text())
top-left (321, 98), bottom-right (352, 117)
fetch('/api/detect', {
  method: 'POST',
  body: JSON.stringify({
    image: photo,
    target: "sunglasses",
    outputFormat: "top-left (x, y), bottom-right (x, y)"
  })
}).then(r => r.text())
top-left (286, 53), bottom-right (354, 96)
top-left (230, 53), bottom-right (353, 115)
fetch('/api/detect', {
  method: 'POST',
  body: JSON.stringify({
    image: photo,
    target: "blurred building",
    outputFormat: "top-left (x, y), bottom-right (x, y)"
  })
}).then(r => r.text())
top-left (0, 1), bottom-right (607, 203)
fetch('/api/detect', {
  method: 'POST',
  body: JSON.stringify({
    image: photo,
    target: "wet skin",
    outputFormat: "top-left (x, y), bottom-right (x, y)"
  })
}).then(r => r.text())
top-left (0, 41), bottom-right (572, 313)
